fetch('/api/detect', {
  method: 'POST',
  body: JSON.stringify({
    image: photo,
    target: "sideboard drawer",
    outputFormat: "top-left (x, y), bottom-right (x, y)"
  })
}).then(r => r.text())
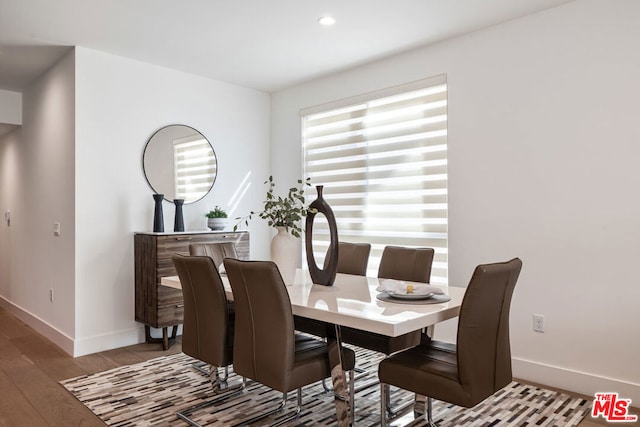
top-left (157, 284), bottom-right (183, 306)
top-left (157, 302), bottom-right (184, 327)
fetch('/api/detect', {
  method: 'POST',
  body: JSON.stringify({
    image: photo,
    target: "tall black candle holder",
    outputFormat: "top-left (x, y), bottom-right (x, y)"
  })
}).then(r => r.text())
top-left (152, 194), bottom-right (164, 232)
top-left (173, 199), bottom-right (185, 232)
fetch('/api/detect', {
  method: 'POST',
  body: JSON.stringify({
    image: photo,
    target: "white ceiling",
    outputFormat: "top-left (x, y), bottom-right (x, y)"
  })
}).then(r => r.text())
top-left (0, 0), bottom-right (574, 93)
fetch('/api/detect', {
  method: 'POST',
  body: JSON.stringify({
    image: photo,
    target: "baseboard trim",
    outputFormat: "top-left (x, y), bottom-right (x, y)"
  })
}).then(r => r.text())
top-left (513, 356), bottom-right (640, 404)
top-left (72, 327), bottom-right (145, 357)
top-left (0, 296), bottom-right (146, 357)
top-left (0, 297), bottom-right (74, 355)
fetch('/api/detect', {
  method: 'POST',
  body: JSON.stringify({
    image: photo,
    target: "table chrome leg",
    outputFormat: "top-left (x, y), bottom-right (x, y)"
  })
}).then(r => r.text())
top-left (380, 382), bottom-right (388, 427)
top-left (327, 324), bottom-right (351, 427)
top-left (427, 397), bottom-right (436, 427)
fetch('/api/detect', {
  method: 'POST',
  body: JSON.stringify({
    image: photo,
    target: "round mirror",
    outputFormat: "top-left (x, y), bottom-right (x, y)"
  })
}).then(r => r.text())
top-left (143, 124), bottom-right (217, 204)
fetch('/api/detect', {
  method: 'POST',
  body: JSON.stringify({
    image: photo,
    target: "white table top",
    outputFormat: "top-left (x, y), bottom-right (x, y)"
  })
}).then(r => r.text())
top-left (161, 269), bottom-right (465, 338)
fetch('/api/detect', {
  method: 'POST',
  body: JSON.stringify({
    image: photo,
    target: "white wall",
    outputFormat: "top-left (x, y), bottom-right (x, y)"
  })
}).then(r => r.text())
top-left (1, 46), bottom-right (271, 357)
top-left (0, 128), bottom-right (20, 316)
top-left (0, 89), bottom-right (22, 125)
top-left (73, 47), bottom-right (271, 355)
top-left (271, 0), bottom-right (640, 402)
top-left (0, 51), bottom-right (76, 353)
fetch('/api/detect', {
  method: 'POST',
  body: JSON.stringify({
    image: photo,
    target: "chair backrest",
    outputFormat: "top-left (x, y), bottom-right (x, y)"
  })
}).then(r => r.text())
top-left (172, 254), bottom-right (232, 367)
top-left (189, 242), bottom-right (238, 270)
top-left (377, 246), bottom-right (435, 283)
top-left (456, 258), bottom-right (522, 402)
top-left (324, 242), bottom-right (371, 276)
top-left (223, 258), bottom-right (295, 390)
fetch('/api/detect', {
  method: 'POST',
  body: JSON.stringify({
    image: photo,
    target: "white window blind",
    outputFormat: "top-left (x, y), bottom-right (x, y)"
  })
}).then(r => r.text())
top-left (302, 75), bottom-right (448, 283)
top-left (173, 136), bottom-right (217, 203)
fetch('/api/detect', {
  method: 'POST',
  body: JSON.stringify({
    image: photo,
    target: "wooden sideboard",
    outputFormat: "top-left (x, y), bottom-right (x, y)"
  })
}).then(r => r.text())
top-left (134, 230), bottom-right (249, 349)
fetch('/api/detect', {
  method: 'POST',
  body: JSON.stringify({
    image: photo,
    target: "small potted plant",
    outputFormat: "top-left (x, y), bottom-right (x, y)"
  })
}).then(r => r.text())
top-left (205, 206), bottom-right (228, 230)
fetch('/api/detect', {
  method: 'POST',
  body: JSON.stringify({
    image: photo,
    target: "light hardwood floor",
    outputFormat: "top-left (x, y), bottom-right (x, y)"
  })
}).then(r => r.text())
top-left (0, 307), bottom-right (636, 426)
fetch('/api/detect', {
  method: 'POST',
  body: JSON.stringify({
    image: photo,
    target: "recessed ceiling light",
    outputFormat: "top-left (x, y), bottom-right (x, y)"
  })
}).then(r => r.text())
top-left (318, 16), bottom-right (336, 26)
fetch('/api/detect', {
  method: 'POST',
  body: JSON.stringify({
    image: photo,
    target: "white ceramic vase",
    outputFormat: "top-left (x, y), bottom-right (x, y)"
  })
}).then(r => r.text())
top-left (271, 226), bottom-right (298, 285)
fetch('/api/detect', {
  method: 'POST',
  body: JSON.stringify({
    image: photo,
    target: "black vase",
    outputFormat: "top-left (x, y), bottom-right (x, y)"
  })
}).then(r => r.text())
top-left (152, 194), bottom-right (164, 232)
top-left (305, 185), bottom-right (339, 286)
top-left (173, 199), bottom-right (185, 232)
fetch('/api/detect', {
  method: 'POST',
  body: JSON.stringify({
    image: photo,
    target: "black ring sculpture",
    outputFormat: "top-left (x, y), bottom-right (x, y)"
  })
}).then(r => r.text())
top-left (305, 185), bottom-right (339, 286)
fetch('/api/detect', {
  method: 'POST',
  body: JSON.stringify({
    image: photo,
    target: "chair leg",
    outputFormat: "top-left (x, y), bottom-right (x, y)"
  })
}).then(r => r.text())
top-left (352, 365), bottom-right (370, 384)
top-left (176, 366), bottom-right (245, 427)
top-left (218, 366), bottom-right (230, 386)
top-left (192, 361), bottom-right (209, 376)
top-left (211, 366), bottom-right (232, 391)
top-left (191, 363), bottom-right (229, 385)
top-left (380, 387), bottom-right (438, 427)
top-left (383, 384), bottom-right (414, 425)
top-left (384, 384), bottom-right (419, 420)
top-left (270, 389), bottom-right (303, 427)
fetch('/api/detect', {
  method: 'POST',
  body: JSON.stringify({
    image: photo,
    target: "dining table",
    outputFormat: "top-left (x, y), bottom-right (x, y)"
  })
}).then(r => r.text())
top-left (161, 268), bottom-right (465, 426)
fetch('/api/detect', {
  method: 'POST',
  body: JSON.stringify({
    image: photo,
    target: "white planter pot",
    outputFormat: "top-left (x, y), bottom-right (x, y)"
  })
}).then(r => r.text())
top-left (271, 226), bottom-right (298, 285)
top-left (207, 218), bottom-right (228, 231)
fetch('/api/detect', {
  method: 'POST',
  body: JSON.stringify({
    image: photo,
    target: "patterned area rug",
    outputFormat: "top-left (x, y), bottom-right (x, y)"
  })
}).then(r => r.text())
top-left (61, 348), bottom-right (590, 426)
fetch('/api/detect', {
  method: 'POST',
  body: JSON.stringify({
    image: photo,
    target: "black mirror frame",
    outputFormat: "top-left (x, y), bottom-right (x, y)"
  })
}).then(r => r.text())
top-left (142, 124), bottom-right (217, 205)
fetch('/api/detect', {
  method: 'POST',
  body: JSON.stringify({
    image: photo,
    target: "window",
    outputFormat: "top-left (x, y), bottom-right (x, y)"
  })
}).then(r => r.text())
top-left (302, 75), bottom-right (448, 283)
top-left (173, 136), bottom-right (217, 203)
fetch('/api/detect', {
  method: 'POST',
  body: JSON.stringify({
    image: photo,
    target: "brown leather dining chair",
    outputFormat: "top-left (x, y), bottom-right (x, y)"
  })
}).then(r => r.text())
top-left (223, 258), bottom-right (357, 426)
top-left (189, 241), bottom-right (238, 269)
top-left (172, 254), bottom-right (242, 426)
top-left (330, 241), bottom-right (372, 276)
top-left (378, 258), bottom-right (523, 426)
top-left (378, 245), bottom-right (435, 283)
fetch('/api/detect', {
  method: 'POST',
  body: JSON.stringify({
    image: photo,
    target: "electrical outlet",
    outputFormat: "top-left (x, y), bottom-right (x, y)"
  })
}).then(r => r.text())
top-left (533, 314), bottom-right (544, 332)
top-left (49, 289), bottom-right (54, 303)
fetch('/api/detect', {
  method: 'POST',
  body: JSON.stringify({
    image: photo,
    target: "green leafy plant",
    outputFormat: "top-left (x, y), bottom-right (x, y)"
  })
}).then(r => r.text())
top-left (234, 176), bottom-right (314, 237)
top-left (205, 206), bottom-right (228, 218)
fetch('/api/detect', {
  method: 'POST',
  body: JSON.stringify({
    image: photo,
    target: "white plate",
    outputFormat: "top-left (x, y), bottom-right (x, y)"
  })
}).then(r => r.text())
top-left (386, 292), bottom-right (435, 301)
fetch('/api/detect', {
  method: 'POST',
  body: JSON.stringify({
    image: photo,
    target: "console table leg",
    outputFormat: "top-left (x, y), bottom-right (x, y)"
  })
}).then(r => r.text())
top-left (144, 325), bottom-right (178, 350)
top-left (162, 327), bottom-right (169, 350)
top-left (162, 326), bottom-right (179, 350)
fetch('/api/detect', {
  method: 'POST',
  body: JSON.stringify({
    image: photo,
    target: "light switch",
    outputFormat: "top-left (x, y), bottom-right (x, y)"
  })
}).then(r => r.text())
top-left (4, 211), bottom-right (9, 227)
top-left (53, 222), bottom-right (61, 236)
